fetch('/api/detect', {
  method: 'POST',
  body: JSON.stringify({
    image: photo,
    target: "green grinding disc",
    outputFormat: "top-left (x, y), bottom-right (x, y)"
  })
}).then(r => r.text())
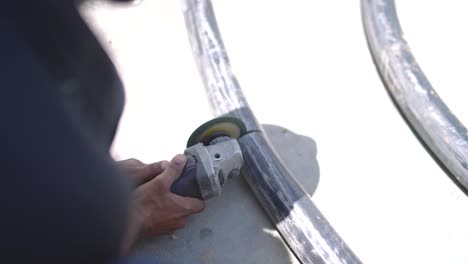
top-left (186, 117), bottom-right (247, 147)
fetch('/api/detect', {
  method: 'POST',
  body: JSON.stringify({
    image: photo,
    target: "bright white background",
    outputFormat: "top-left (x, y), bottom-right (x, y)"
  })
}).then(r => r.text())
top-left (82, 1), bottom-right (468, 263)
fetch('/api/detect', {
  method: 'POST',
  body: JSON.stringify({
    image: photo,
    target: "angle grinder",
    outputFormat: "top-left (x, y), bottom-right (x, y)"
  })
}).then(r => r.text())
top-left (170, 117), bottom-right (246, 200)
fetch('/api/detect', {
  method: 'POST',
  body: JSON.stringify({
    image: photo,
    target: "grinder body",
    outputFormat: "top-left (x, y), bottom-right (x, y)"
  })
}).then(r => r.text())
top-left (169, 118), bottom-right (245, 200)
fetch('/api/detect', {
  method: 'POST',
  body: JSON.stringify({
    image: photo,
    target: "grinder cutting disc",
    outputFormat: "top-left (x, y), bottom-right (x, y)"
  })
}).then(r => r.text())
top-left (187, 117), bottom-right (246, 147)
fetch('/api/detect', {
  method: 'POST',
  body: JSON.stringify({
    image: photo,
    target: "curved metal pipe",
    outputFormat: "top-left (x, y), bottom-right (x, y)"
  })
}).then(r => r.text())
top-left (361, 0), bottom-right (468, 191)
top-left (183, 1), bottom-right (361, 263)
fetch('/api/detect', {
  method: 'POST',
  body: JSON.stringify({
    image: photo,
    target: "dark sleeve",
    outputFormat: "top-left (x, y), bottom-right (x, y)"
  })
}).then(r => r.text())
top-left (0, 18), bottom-right (130, 264)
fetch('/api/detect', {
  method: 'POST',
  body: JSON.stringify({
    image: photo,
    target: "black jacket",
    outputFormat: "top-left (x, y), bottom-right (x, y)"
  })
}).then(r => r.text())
top-left (1, 1), bottom-right (130, 263)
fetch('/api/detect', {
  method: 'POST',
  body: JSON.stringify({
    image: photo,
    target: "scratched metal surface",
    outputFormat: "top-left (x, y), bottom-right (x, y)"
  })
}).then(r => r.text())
top-left (362, 0), bottom-right (468, 191)
top-left (182, 1), bottom-right (361, 263)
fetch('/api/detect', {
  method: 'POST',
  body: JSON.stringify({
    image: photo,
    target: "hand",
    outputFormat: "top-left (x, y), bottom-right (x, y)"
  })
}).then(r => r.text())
top-left (120, 154), bottom-right (205, 254)
top-left (116, 158), bottom-right (167, 187)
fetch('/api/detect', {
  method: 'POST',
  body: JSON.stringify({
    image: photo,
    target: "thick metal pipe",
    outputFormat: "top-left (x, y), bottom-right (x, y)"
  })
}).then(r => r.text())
top-left (361, 0), bottom-right (468, 191)
top-left (182, 1), bottom-right (361, 263)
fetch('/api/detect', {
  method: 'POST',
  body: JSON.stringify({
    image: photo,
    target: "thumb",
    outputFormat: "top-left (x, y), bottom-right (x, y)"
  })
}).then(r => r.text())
top-left (157, 154), bottom-right (186, 188)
